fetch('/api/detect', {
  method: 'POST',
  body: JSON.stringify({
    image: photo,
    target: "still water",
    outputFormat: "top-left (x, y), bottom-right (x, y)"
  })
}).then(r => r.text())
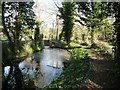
top-left (3, 46), bottom-right (70, 89)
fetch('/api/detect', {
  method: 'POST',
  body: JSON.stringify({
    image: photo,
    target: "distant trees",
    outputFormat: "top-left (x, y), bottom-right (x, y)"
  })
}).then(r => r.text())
top-left (55, 1), bottom-right (116, 48)
top-left (75, 1), bottom-right (110, 47)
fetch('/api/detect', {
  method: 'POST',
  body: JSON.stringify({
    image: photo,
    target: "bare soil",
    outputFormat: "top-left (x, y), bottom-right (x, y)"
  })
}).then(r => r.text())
top-left (85, 49), bottom-right (120, 89)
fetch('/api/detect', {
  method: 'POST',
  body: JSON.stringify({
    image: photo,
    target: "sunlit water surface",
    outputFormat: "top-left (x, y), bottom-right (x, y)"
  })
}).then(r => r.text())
top-left (4, 46), bottom-right (70, 88)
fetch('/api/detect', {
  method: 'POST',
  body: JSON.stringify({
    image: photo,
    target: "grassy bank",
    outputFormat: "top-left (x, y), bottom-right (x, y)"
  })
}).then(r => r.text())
top-left (44, 48), bottom-right (90, 89)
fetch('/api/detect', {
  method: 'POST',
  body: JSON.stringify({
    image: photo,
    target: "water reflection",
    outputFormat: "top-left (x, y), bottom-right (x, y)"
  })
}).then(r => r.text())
top-left (3, 47), bottom-right (70, 89)
top-left (38, 48), bottom-right (66, 88)
top-left (4, 66), bottom-right (11, 78)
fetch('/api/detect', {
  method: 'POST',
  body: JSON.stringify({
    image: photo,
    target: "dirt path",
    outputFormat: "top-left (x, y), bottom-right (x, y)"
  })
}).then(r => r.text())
top-left (85, 49), bottom-right (120, 89)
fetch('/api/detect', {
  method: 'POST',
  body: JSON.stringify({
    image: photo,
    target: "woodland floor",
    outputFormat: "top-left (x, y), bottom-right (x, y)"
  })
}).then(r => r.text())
top-left (85, 49), bottom-right (120, 89)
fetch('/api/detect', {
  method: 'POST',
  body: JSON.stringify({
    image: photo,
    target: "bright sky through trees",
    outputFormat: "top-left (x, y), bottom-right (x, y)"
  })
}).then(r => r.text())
top-left (33, 0), bottom-right (62, 28)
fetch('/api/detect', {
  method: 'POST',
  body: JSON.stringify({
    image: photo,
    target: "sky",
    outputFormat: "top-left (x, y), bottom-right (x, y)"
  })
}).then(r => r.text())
top-left (33, 0), bottom-right (62, 28)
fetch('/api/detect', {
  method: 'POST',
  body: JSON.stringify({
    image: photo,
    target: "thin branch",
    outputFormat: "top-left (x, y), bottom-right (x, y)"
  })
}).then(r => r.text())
top-left (53, 0), bottom-right (60, 9)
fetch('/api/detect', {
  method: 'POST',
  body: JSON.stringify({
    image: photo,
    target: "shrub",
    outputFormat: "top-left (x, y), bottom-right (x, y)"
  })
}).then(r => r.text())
top-left (70, 48), bottom-right (88, 60)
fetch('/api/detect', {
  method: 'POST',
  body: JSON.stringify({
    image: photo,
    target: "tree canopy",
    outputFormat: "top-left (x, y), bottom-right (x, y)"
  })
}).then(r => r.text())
top-left (2, 2), bottom-right (36, 55)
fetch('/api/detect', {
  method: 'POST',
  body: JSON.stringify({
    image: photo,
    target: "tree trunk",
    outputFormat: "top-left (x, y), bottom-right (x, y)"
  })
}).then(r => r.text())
top-left (2, 2), bottom-right (13, 47)
top-left (90, 28), bottom-right (95, 48)
top-left (114, 2), bottom-right (120, 65)
top-left (115, 18), bottom-right (120, 64)
top-left (14, 65), bottom-right (23, 89)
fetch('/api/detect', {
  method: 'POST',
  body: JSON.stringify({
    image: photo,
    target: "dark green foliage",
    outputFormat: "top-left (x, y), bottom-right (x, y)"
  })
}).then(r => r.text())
top-left (75, 2), bottom-right (110, 45)
top-left (76, 2), bottom-right (109, 26)
top-left (2, 3), bottom-right (39, 89)
top-left (32, 22), bottom-right (43, 52)
top-left (2, 2), bottom-right (36, 55)
top-left (58, 2), bottom-right (74, 45)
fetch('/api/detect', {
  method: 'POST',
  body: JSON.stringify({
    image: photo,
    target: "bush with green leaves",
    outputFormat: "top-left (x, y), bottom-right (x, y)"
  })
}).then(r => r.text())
top-left (70, 48), bottom-right (88, 60)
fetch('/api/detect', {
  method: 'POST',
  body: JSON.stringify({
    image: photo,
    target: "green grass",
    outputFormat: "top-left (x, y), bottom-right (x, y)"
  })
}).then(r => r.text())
top-left (69, 48), bottom-right (88, 60)
top-left (44, 62), bottom-right (89, 89)
top-left (44, 48), bottom-right (90, 89)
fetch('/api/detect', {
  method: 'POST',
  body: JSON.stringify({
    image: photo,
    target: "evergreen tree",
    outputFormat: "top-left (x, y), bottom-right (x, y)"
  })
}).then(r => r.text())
top-left (58, 1), bottom-right (75, 45)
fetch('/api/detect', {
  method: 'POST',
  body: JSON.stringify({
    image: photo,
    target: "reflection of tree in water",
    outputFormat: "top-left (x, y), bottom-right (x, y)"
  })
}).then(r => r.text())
top-left (2, 57), bottom-right (41, 90)
top-left (2, 64), bottom-right (24, 90)
top-left (3, 65), bottom-right (14, 90)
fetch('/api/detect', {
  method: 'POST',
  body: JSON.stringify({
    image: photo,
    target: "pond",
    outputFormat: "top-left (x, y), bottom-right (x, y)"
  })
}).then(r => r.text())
top-left (3, 46), bottom-right (70, 89)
